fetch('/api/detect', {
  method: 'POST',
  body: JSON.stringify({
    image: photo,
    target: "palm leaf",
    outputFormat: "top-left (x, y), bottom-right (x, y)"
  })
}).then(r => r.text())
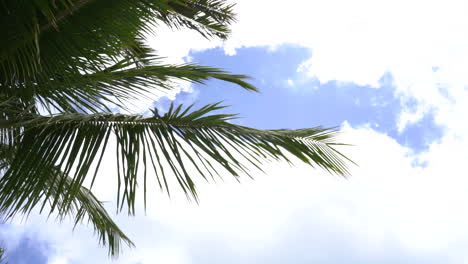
top-left (2, 31), bottom-right (255, 114)
top-left (31, 61), bottom-right (257, 113)
top-left (0, 141), bottom-right (133, 257)
top-left (1, 0), bottom-right (236, 85)
top-left (42, 167), bottom-right (134, 257)
top-left (1, 103), bottom-right (352, 218)
top-left (0, 0), bottom-right (354, 257)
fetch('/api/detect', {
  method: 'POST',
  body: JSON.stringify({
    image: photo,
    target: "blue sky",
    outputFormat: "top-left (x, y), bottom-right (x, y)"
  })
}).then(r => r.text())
top-left (6, 0), bottom-right (468, 263)
top-left (1, 228), bottom-right (49, 264)
top-left (160, 45), bottom-right (444, 152)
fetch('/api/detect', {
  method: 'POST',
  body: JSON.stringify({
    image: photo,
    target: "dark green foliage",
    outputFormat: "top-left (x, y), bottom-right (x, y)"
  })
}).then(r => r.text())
top-left (0, 0), bottom-right (352, 258)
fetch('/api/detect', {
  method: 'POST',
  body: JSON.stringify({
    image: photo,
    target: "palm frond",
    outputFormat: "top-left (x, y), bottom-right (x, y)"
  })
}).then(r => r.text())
top-left (2, 103), bottom-right (352, 217)
top-left (0, 162), bottom-right (133, 257)
top-left (0, 0), bottom-right (237, 85)
top-left (0, 0), bottom-right (354, 258)
top-left (163, 0), bottom-right (236, 39)
top-left (43, 167), bottom-right (134, 257)
top-left (31, 61), bottom-right (256, 113)
top-left (2, 29), bottom-right (255, 114)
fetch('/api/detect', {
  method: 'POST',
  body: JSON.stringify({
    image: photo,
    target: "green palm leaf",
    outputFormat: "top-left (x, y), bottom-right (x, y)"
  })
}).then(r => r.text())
top-left (0, 140), bottom-right (132, 257)
top-left (1, 103), bottom-right (351, 219)
top-left (31, 61), bottom-right (256, 113)
top-left (1, 0), bottom-right (236, 84)
top-left (41, 167), bottom-right (134, 257)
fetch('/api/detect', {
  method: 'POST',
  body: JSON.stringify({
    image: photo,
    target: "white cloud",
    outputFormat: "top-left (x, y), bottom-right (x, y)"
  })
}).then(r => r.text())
top-left (47, 256), bottom-right (68, 264)
top-left (225, 0), bottom-right (468, 130)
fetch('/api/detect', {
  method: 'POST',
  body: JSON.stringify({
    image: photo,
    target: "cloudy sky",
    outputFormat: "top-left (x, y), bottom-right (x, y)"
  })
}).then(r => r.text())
top-left (3, 0), bottom-right (468, 263)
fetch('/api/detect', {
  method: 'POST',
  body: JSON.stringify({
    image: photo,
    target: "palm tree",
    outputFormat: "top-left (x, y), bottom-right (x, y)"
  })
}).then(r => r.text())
top-left (0, 0), bottom-right (352, 257)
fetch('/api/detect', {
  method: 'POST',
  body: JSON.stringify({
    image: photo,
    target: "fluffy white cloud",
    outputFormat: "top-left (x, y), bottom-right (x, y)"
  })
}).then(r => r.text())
top-left (228, 0), bottom-right (468, 130)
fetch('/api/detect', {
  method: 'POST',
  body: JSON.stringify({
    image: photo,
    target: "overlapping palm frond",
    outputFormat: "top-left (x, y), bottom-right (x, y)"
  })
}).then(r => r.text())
top-left (0, 0), bottom-right (258, 256)
top-left (0, 0), bottom-right (354, 258)
top-left (0, 162), bottom-right (133, 257)
top-left (40, 167), bottom-right (134, 257)
top-left (0, 111), bottom-right (133, 257)
top-left (1, 0), bottom-right (250, 114)
top-left (1, 0), bottom-right (235, 85)
top-left (27, 59), bottom-right (256, 114)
